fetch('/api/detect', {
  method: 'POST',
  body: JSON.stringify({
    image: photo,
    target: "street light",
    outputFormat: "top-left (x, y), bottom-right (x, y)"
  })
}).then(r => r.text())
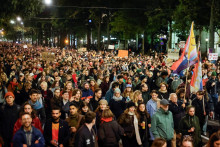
top-left (21, 22), bottom-right (24, 25)
top-left (17, 16), bottom-right (21, 22)
top-left (206, 38), bottom-right (208, 52)
top-left (10, 20), bottom-right (15, 24)
top-left (44, 0), bottom-right (52, 6)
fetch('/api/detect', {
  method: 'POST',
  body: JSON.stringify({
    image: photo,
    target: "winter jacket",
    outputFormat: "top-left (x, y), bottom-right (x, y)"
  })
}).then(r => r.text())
top-left (179, 114), bottom-right (201, 147)
top-left (0, 104), bottom-right (20, 144)
top-left (151, 108), bottom-right (174, 140)
top-left (109, 97), bottom-right (126, 119)
top-left (98, 120), bottom-right (124, 147)
top-left (118, 113), bottom-right (135, 138)
top-left (169, 101), bottom-right (185, 132)
top-left (105, 89), bottom-right (114, 103)
top-left (82, 89), bottom-right (94, 100)
top-left (192, 97), bottom-right (210, 128)
top-left (44, 119), bottom-right (69, 146)
top-left (75, 124), bottom-right (97, 147)
top-left (158, 91), bottom-right (169, 100)
top-left (206, 78), bottom-right (219, 94)
top-left (13, 117), bottom-right (43, 136)
top-left (12, 126), bottom-right (45, 147)
top-left (141, 91), bottom-right (150, 104)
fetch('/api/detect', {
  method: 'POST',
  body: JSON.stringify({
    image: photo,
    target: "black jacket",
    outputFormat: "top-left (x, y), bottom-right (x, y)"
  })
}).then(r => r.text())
top-left (75, 124), bottom-right (97, 147)
top-left (44, 119), bottom-right (69, 146)
top-left (169, 101), bottom-right (185, 132)
top-left (0, 104), bottom-right (20, 143)
top-left (98, 120), bottom-right (124, 147)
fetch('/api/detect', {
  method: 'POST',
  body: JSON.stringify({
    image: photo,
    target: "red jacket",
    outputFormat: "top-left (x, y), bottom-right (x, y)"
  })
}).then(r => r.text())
top-left (13, 117), bottom-right (43, 136)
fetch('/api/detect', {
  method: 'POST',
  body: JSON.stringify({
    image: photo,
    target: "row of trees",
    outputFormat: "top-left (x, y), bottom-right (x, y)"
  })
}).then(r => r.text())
top-left (1, 0), bottom-right (220, 53)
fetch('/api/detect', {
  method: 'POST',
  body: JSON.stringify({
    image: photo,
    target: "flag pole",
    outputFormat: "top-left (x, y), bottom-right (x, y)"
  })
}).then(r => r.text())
top-left (184, 59), bottom-right (190, 103)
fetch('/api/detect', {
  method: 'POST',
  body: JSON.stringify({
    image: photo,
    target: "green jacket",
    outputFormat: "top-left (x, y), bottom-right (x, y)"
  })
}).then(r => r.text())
top-left (151, 108), bottom-right (174, 140)
top-left (179, 114), bottom-right (201, 147)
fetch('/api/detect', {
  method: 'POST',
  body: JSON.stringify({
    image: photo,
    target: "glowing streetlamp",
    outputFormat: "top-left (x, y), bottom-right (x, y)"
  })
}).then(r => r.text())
top-left (10, 20), bottom-right (15, 24)
top-left (17, 16), bottom-right (21, 22)
top-left (44, 0), bottom-right (52, 6)
top-left (65, 39), bottom-right (69, 44)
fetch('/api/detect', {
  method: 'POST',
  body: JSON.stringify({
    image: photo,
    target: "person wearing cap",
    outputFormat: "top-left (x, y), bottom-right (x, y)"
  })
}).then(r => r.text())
top-left (0, 92), bottom-right (20, 147)
top-left (151, 99), bottom-right (174, 147)
top-left (192, 90), bottom-right (211, 133)
top-left (122, 84), bottom-right (134, 102)
top-left (95, 99), bottom-right (108, 129)
top-left (118, 101), bottom-right (142, 147)
top-left (65, 102), bottom-right (84, 146)
top-left (206, 71), bottom-right (219, 112)
top-left (109, 88), bottom-right (126, 119)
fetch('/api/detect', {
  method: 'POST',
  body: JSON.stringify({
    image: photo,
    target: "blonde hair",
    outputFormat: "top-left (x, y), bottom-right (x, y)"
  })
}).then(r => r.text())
top-left (132, 90), bottom-right (143, 105)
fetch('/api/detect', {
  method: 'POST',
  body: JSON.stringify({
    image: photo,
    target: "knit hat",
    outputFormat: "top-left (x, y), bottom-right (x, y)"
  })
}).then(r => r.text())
top-left (127, 101), bottom-right (135, 108)
top-left (4, 92), bottom-right (15, 99)
top-left (99, 99), bottom-right (108, 105)
top-left (211, 71), bottom-right (217, 76)
top-left (114, 88), bottom-right (121, 94)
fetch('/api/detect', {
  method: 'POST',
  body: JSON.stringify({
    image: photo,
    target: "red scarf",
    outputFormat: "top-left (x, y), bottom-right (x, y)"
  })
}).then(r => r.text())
top-left (10, 81), bottom-right (18, 90)
top-left (101, 117), bottom-right (113, 124)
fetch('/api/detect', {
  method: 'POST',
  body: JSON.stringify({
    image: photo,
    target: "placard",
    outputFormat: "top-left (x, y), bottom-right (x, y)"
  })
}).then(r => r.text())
top-left (208, 53), bottom-right (218, 60)
top-left (167, 49), bottom-right (179, 60)
top-left (118, 50), bottom-right (128, 58)
top-left (23, 45), bottom-right (28, 49)
top-left (108, 45), bottom-right (114, 50)
top-left (42, 52), bottom-right (55, 61)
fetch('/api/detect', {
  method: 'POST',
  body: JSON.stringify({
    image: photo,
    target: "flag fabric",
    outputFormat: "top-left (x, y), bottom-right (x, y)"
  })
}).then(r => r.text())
top-left (171, 22), bottom-right (198, 73)
top-left (190, 50), bottom-right (203, 92)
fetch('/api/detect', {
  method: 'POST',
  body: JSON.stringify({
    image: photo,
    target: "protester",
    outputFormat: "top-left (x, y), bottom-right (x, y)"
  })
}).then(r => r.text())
top-left (151, 99), bottom-right (174, 147)
top-left (206, 130), bottom-right (220, 147)
top-left (0, 92), bottom-right (20, 147)
top-left (13, 102), bottom-right (43, 135)
top-left (44, 107), bottom-right (69, 147)
top-left (74, 111), bottom-right (97, 147)
top-left (118, 101), bottom-right (142, 147)
top-left (158, 82), bottom-right (170, 100)
top-left (90, 88), bottom-right (102, 111)
top-left (65, 102), bottom-right (84, 147)
top-left (98, 108), bottom-right (124, 147)
top-left (136, 102), bottom-right (151, 147)
top-left (60, 90), bottom-right (71, 119)
top-left (181, 135), bottom-right (193, 147)
top-left (151, 138), bottom-right (167, 147)
top-left (12, 113), bottom-right (45, 146)
top-left (179, 106), bottom-right (201, 147)
top-left (105, 81), bottom-right (119, 103)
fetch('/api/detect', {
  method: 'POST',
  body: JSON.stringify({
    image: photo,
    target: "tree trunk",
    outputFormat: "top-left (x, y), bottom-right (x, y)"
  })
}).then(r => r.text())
top-left (209, 0), bottom-right (215, 52)
top-left (107, 11), bottom-right (110, 49)
top-left (97, 13), bottom-right (101, 51)
top-left (136, 33), bottom-right (138, 53)
top-left (168, 20), bottom-right (172, 50)
top-left (141, 31), bottom-right (145, 55)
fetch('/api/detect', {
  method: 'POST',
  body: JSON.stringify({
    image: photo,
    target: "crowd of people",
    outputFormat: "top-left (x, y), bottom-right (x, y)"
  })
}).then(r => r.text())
top-left (0, 41), bottom-right (219, 147)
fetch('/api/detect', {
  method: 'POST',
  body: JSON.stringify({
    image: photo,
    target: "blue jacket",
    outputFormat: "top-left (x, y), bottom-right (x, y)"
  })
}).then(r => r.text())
top-left (105, 89), bottom-right (114, 103)
top-left (13, 126), bottom-right (45, 147)
top-left (82, 89), bottom-right (94, 100)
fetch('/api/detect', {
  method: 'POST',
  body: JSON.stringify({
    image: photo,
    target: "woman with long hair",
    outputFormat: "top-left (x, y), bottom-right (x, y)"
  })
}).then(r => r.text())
top-left (78, 101), bottom-right (91, 116)
top-left (136, 102), bottom-right (151, 147)
top-left (95, 99), bottom-right (109, 129)
top-left (132, 90), bottom-right (144, 106)
top-left (100, 75), bottom-right (110, 97)
top-left (98, 108), bottom-right (124, 147)
top-left (122, 84), bottom-right (134, 101)
top-left (13, 102), bottom-right (43, 135)
top-left (118, 101), bottom-right (142, 147)
top-left (206, 130), bottom-right (220, 147)
top-left (90, 79), bottom-right (99, 93)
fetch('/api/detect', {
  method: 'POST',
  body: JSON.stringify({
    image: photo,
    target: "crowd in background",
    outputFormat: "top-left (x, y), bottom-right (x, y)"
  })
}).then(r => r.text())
top-left (0, 42), bottom-right (219, 147)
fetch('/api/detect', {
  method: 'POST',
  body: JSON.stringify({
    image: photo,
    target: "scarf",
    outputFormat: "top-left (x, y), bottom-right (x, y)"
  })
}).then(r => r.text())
top-left (29, 100), bottom-right (43, 110)
top-left (112, 95), bottom-right (123, 101)
top-left (10, 81), bottom-right (18, 90)
top-left (101, 117), bottom-right (113, 124)
top-left (158, 89), bottom-right (167, 93)
top-left (128, 112), bottom-right (142, 145)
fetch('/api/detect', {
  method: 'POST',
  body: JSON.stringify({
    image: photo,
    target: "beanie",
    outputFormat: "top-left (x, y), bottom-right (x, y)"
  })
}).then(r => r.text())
top-left (4, 92), bottom-right (15, 99)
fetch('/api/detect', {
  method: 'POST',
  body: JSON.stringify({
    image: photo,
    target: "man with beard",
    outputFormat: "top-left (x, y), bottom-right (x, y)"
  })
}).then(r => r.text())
top-left (90, 88), bottom-right (102, 111)
top-left (81, 82), bottom-right (94, 100)
top-left (44, 107), bottom-right (69, 147)
top-left (12, 113), bottom-right (45, 146)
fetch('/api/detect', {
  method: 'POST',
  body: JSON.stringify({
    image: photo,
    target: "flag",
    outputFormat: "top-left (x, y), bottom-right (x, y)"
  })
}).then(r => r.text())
top-left (171, 22), bottom-right (198, 73)
top-left (190, 43), bottom-right (203, 92)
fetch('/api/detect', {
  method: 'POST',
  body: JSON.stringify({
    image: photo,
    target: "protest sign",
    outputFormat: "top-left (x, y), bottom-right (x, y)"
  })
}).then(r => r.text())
top-left (118, 50), bottom-right (128, 58)
top-left (42, 52), bottom-right (55, 61)
top-left (208, 53), bottom-right (218, 60)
